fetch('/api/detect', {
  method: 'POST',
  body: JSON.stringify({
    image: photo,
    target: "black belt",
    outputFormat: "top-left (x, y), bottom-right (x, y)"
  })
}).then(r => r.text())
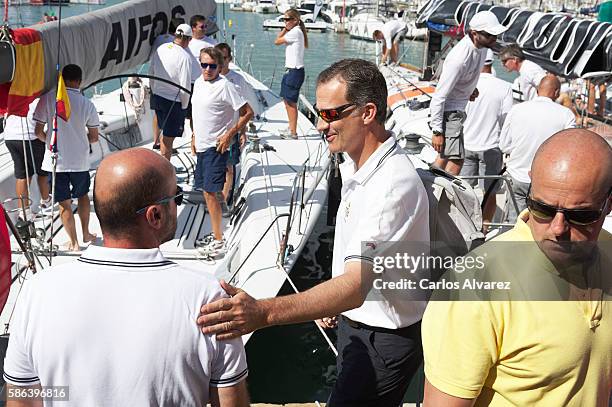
top-left (342, 315), bottom-right (419, 335)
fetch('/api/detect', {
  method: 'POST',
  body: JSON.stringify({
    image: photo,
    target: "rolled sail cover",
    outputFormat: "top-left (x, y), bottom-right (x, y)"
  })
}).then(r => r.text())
top-left (417, 0), bottom-right (612, 78)
top-left (1, 0), bottom-right (217, 116)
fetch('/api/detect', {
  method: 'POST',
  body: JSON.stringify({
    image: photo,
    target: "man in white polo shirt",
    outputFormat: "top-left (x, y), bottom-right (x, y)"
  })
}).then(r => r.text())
top-left (215, 43), bottom-right (257, 209)
top-left (34, 64), bottom-right (99, 252)
top-left (149, 23), bottom-right (192, 160)
top-left (429, 10), bottom-right (507, 176)
top-left (3, 148), bottom-right (249, 406)
top-left (188, 15), bottom-right (217, 66)
top-left (460, 50), bottom-right (513, 228)
top-left (372, 19), bottom-right (407, 65)
top-left (499, 74), bottom-right (575, 222)
top-left (499, 44), bottom-right (547, 102)
top-left (197, 59), bottom-right (430, 406)
top-left (3, 98), bottom-right (51, 215)
top-left (191, 47), bottom-right (253, 256)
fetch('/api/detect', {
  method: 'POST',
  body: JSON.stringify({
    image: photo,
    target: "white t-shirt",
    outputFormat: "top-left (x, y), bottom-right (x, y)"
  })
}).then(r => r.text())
top-left (429, 36), bottom-right (487, 133)
top-left (334, 136), bottom-right (430, 329)
top-left (3, 99), bottom-right (39, 141)
top-left (152, 33), bottom-right (173, 50)
top-left (381, 20), bottom-right (407, 49)
top-left (188, 37), bottom-right (217, 83)
top-left (284, 26), bottom-right (304, 69)
top-left (463, 73), bottom-right (513, 151)
top-left (519, 59), bottom-right (547, 101)
top-left (149, 42), bottom-right (192, 109)
top-left (499, 96), bottom-right (576, 183)
top-left (33, 88), bottom-right (99, 172)
top-left (192, 76), bottom-right (247, 151)
top-left (3, 246), bottom-right (248, 407)
top-left (223, 69), bottom-right (259, 120)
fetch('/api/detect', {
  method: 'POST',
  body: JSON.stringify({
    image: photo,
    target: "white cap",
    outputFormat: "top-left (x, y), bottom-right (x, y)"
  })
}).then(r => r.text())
top-left (175, 23), bottom-right (193, 37)
top-left (469, 11), bottom-right (507, 35)
top-left (484, 49), bottom-right (495, 65)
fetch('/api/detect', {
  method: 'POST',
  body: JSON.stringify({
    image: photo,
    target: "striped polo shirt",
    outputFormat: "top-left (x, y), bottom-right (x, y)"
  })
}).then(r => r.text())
top-left (3, 245), bottom-right (247, 406)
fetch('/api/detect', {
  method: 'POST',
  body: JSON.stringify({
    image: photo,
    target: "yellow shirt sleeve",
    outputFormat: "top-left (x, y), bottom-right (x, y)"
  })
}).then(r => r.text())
top-left (422, 300), bottom-right (502, 399)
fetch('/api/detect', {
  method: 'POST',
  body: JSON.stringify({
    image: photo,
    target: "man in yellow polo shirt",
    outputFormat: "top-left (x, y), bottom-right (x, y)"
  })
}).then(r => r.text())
top-left (422, 128), bottom-right (612, 406)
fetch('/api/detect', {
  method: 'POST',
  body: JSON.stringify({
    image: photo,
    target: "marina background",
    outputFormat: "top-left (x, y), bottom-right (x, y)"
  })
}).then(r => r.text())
top-left (6, 1), bottom-right (516, 402)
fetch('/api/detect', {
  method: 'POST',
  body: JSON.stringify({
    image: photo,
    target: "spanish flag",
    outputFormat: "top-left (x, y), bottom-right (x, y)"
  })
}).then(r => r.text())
top-left (55, 73), bottom-right (71, 121)
top-left (0, 28), bottom-right (45, 117)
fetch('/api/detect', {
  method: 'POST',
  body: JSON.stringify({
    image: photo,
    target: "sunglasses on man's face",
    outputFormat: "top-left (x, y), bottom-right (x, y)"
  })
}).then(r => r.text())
top-left (314, 103), bottom-right (356, 123)
top-left (526, 189), bottom-right (611, 226)
top-left (201, 62), bottom-right (218, 70)
top-left (478, 31), bottom-right (497, 40)
top-left (136, 186), bottom-right (184, 215)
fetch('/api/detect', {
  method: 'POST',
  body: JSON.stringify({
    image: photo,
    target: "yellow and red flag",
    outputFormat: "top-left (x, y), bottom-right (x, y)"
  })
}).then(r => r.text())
top-left (0, 28), bottom-right (45, 117)
top-left (55, 73), bottom-right (71, 121)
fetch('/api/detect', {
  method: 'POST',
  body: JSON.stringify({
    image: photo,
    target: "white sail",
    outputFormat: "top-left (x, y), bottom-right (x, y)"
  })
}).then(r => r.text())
top-left (35, 0), bottom-right (218, 92)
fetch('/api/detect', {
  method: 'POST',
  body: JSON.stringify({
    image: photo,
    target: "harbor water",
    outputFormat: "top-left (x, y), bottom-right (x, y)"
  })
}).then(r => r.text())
top-left (6, 2), bottom-right (513, 403)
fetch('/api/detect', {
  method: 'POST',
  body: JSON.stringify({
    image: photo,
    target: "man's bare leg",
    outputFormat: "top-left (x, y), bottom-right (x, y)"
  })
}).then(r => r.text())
top-left (433, 157), bottom-right (463, 176)
top-left (223, 165), bottom-right (234, 205)
top-left (15, 178), bottom-right (30, 211)
top-left (37, 175), bottom-right (50, 201)
top-left (391, 43), bottom-right (399, 63)
top-left (204, 191), bottom-right (223, 241)
top-left (153, 115), bottom-right (160, 147)
top-left (59, 199), bottom-right (79, 251)
top-left (77, 194), bottom-right (96, 243)
top-left (482, 192), bottom-right (498, 233)
top-left (160, 136), bottom-right (174, 161)
top-left (284, 100), bottom-right (298, 135)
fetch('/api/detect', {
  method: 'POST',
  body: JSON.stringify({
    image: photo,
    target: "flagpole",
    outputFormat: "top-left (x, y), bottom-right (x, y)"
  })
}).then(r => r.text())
top-left (48, 114), bottom-right (58, 264)
top-left (48, 0), bottom-right (64, 265)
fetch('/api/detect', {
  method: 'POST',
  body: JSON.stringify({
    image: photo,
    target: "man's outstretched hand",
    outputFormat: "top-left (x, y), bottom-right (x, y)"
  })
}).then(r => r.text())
top-left (197, 280), bottom-right (268, 340)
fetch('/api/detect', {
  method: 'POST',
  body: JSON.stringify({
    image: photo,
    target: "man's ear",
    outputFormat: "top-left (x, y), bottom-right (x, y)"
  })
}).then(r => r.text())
top-left (145, 206), bottom-right (163, 229)
top-left (362, 103), bottom-right (377, 125)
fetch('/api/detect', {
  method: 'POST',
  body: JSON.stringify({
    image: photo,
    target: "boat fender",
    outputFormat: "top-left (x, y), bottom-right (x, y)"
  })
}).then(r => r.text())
top-left (0, 27), bottom-right (16, 85)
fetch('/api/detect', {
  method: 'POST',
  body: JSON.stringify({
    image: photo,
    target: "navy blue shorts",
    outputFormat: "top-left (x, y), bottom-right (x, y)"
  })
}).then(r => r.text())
top-left (194, 147), bottom-right (229, 193)
top-left (51, 171), bottom-right (90, 202)
top-left (152, 94), bottom-right (186, 137)
top-left (228, 135), bottom-right (241, 166)
top-left (6, 139), bottom-right (49, 179)
top-left (280, 68), bottom-right (305, 104)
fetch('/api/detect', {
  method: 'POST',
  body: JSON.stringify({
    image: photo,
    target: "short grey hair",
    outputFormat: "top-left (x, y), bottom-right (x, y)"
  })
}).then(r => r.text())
top-left (316, 59), bottom-right (387, 124)
top-left (499, 44), bottom-right (525, 61)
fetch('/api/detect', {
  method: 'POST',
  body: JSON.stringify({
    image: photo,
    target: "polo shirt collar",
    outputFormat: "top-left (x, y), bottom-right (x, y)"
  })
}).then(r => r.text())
top-left (342, 135), bottom-right (398, 185)
top-left (78, 245), bottom-right (174, 269)
top-left (533, 96), bottom-right (553, 103)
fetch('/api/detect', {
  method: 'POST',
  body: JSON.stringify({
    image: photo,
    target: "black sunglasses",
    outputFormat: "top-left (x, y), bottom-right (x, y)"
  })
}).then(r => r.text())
top-left (478, 31), bottom-right (497, 39)
top-left (201, 62), bottom-right (218, 70)
top-left (136, 186), bottom-right (184, 215)
top-left (281, 17), bottom-right (296, 22)
top-left (526, 187), bottom-right (611, 226)
top-left (314, 103), bottom-right (356, 123)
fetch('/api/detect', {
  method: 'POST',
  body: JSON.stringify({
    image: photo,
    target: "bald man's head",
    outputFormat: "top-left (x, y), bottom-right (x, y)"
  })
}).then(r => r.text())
top-left (532, 128), bottom-right (612, 199)
top-left (528, 129), bottom-right (612, 257)
top-left (537, 74), bottom-right (561, 100)
top-left (94, 148), bottom-right (176, 239)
